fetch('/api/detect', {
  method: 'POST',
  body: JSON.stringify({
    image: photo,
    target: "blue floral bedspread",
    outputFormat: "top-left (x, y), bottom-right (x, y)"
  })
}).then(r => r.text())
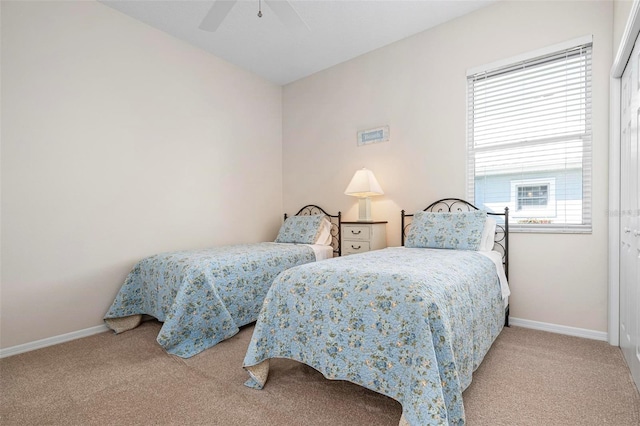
top-left (104, 242), bottom-right (316, 358)
top-left (243, 247), bottom-right (505, 425)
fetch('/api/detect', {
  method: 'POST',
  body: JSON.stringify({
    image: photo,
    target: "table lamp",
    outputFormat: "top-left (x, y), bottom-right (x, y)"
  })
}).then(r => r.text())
top-left (344, 168), bottom-right (384, 222)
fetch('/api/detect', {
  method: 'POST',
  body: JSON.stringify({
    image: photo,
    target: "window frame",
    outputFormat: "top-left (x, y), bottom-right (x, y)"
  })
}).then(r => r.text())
top-left (466, 36), bottom-right (593, 234)
top-left (511, 178), bottom-right (556, 218)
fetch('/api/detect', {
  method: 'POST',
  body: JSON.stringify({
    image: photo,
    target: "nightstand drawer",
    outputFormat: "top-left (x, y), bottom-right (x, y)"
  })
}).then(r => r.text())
top-left (340, 221), bottom-right (387, 256)
top-left (343, 241), bottom-right (371, 255)
top-left (343, 225), bottom-right (370, 241)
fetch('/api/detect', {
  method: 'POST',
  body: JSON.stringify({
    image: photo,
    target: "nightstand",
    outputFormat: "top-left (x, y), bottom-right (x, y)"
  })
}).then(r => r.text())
top-left (341, 221), bottom-right (387, 256)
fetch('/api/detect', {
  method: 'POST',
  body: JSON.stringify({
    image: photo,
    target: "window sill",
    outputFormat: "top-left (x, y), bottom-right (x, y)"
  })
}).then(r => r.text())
top-left (508, 225), bottom-right (592, 234)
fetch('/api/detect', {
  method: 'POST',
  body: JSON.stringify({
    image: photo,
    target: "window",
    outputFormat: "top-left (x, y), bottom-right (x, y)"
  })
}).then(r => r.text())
top-left (466, 38), bottom-right (592, 233)
top-left (517, 185), bottom-right (548, 210)
top-left (510, 178), bottom-right (556, 221)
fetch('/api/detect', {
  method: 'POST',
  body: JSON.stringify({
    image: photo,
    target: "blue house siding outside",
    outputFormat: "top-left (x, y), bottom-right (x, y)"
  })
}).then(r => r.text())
top-left (475, 168), bottom-right (583, 225)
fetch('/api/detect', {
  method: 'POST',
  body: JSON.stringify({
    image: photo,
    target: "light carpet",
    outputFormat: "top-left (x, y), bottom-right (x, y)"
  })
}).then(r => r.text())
top-left (1, 322), bottom-right (638, 425)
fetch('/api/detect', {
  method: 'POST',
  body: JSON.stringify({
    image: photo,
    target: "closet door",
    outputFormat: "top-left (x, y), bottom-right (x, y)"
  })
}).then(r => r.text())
top-left (620, 34), bottom-right (640, 390)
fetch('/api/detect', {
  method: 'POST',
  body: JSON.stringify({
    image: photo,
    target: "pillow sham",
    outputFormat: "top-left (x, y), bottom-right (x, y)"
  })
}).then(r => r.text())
top-left (275, 215), bottom-right (326, 244)
top-left (405, 210), bottom-right (486, 251)
top-left (479, 217), bottom-right (497, 251)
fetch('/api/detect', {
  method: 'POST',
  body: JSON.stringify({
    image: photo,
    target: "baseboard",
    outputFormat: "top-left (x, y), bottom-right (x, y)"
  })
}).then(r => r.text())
top-left (0, 324), bottom-right (110, 359)
top-left (0, 318), bottom-right (610, 358)
top-left (509, 317), bottom-right (609, 342)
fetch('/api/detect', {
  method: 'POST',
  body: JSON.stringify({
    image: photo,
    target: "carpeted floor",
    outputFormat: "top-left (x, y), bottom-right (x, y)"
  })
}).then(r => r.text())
top-left (1, 322), bottom-right (638, 425)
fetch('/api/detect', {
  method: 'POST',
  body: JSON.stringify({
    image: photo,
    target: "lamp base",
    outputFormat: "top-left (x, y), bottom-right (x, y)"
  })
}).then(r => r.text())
top-left (357, 197), bottom-right (372, 222)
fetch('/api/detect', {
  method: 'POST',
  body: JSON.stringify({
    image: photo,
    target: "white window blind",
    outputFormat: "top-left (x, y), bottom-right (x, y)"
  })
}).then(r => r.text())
top-left (467, 41), bottom-right (592, 233)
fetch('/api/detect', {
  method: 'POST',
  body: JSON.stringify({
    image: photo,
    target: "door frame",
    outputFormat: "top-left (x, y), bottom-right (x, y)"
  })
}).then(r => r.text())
top-left (610, 0), bottom-right (640, 346)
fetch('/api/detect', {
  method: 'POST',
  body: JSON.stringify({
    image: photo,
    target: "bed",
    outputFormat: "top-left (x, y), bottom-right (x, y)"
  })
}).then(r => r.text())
top-left (104, 205), bottom-right (341, 358)
top-left (243, 198), bottom-right (509, 426)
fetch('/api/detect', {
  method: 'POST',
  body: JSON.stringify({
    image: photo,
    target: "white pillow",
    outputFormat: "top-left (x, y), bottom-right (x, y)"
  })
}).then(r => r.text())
top-left (315, 217), bottom-right (333, 245)
top-left (479, 217), bottom-right (497, 251)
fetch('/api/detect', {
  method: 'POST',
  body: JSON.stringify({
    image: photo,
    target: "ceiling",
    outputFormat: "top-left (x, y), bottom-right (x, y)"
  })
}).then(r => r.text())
top-left (100, 0), bottom-right (497, 85)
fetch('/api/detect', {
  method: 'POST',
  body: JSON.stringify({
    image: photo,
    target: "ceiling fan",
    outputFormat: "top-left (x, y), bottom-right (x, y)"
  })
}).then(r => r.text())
top-left (199, 0), bottom-right (309, 32)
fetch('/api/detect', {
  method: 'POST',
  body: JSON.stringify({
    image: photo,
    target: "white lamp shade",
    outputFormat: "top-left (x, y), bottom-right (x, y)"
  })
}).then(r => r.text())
top-left (344, 168), bottom-right (384, 197)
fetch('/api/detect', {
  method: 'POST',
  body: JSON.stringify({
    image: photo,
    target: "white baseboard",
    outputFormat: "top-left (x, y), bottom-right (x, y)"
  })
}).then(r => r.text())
top-left (0, 324), bottom-right (110, 358)
top-left (0, 318), bottom-right (610, 358)
top-left (509, 317), bottom-right (609, 342)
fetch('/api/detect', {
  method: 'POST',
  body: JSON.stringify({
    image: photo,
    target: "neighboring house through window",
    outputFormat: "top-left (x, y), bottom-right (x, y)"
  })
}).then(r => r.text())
top-left (466, 36), bottom-right (593, 232)
top-left (517, 184), bottom-right (549, 210)
top-left (511, 178), bottom-right (556, 220)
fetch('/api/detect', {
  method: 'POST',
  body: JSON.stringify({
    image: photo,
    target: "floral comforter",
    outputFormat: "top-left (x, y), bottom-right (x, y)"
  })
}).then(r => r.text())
top-left (104, 242), bottom-right (316, 358)
top-left (243, 247), bottom-right (505, 425)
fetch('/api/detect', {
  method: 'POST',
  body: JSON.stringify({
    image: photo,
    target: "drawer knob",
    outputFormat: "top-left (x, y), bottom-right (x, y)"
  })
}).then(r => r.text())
top-left (351, 245), bottom-right (361, 250)
top-left (351, 230), bottom-right (361, 235)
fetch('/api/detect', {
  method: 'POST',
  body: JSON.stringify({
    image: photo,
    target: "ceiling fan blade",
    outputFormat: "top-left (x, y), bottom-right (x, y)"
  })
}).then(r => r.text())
top-left (199, 0), bottom-right (237, 32)
top-left (264, 0), bottom-right (309, 32)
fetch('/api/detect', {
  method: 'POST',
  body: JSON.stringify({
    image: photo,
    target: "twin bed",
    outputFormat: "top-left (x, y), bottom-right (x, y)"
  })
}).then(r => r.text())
top-left (105, 198), bottom-right (509, 425)
top-left (243, 199), bottom-right (509, 426)
top-left (104, 205), bottom-right (341, 357)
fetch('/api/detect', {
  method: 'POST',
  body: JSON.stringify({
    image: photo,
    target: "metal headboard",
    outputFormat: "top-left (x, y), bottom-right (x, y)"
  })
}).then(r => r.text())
top-left (284, 205), bottom-right (342, 257)
top-left (400, 198), bottom-right (509, 279)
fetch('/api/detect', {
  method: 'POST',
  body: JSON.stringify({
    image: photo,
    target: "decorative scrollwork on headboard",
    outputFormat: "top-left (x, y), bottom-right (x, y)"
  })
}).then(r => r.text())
top-left (401, 198), bottom-right (509, 279)
top-left (284, 205), bottom-right (342, 257)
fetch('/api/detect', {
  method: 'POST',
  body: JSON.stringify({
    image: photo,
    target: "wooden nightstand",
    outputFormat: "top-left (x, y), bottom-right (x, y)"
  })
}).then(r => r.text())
top-left (341, 221), bottom-right (387, 256)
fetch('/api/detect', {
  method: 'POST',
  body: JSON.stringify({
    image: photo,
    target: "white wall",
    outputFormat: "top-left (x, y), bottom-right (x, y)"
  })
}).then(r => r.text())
top-left (283, 1), bottom-right (613, 333)
top-left (614, 0), bottom-right (635, 54)
top-left (0, 1), bottom-right (283, 349)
